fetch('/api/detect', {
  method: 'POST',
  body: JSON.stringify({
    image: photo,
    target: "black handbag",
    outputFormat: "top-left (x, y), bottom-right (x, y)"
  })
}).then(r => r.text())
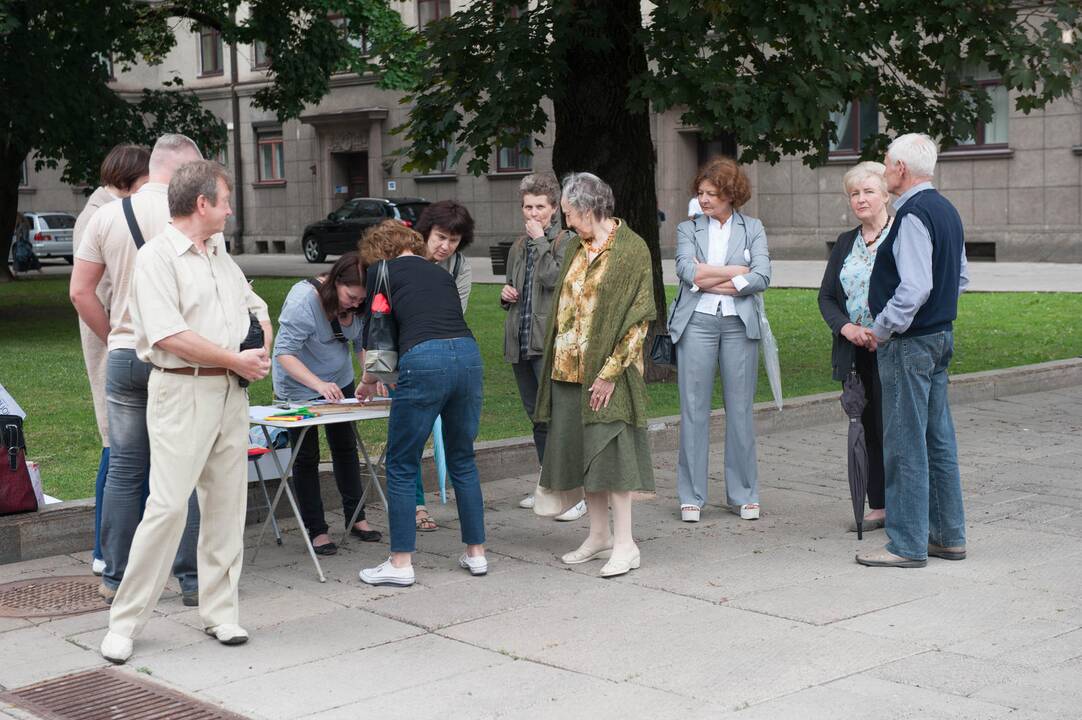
top-left (363, 260), bottom-right (399, 383)
top-left (650, 332), bottom-right (677, 367)
top-left (237, 313), bottom-right (265, 389)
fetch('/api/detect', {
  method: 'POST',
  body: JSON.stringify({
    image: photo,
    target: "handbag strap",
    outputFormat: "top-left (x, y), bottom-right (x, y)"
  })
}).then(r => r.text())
top-left (121, 196), bottom-right (146, 249)
top-left (377, 259), bottom-right (392, 299)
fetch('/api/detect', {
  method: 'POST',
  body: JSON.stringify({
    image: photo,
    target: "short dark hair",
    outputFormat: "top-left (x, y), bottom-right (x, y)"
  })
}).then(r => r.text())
top-left (100, 144), bottom-right (150, 192)
top-left (414, 200), bottom-right (475, 252)
top-left (318, 251), bottom-right (365, 318)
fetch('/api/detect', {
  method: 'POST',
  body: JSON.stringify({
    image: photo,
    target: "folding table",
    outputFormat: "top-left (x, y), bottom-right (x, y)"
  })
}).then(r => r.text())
top-left (248, 401), bottom-right (391, 582)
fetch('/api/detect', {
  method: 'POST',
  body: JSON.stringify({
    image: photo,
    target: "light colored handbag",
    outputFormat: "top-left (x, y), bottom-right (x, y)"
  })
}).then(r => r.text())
top-left (532, 469), bottom-right (584, 517)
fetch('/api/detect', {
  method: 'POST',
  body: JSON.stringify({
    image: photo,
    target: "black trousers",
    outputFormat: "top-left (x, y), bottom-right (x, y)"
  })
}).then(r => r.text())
top-left (288, 382), bottom-right (365, 538)
top-left (853, 347), bottom-right (886, 510)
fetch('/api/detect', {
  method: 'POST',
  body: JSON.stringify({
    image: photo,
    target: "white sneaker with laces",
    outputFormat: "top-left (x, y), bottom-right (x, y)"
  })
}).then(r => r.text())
top-left (458, 553), bottom-right (488, 576)
top-left (555, 499), bottom-right (587, 522)
top-left (204, 624), bottom-right (249, 645)
top-left (739, 503), bottom-right (760, 520)
top-left (100, 631), bottom-right (133, 664)
top-left (359, 558), bottom-right (415, 587)
top-left (91, 558), bottom-right (106, 576)
top-left (518, 495), bottom-right (535, 509)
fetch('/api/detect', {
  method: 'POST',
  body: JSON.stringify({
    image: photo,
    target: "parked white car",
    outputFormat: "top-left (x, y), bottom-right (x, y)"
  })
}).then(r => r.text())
top-left (9, 212), bottom-right (76, 263)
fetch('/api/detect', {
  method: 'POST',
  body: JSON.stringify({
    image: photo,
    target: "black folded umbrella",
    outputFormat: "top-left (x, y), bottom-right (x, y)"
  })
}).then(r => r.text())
top-left (840, 369), bottom-right (870, 540)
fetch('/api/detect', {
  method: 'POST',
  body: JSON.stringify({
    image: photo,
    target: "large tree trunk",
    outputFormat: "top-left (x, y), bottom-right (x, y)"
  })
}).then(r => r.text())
top-left (0, 147), bottom-right (25, 283)
top-left (551, 0), bottom-right (670, 380)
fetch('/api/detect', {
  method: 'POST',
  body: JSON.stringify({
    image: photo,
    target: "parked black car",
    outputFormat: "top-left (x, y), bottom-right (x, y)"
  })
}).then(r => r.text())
top-left (301, 197), bottom-right (430, 263)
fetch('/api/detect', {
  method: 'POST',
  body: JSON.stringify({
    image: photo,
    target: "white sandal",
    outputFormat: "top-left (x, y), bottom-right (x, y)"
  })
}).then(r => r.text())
top-left (680, 505), bottom-right (701, 523)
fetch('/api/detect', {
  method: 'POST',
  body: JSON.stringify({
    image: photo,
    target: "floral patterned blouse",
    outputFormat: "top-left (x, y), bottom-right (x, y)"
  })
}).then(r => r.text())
top-left (840, 217), bottom-right (892, 327)
top-left (551, 220), bottom-right (649, 384)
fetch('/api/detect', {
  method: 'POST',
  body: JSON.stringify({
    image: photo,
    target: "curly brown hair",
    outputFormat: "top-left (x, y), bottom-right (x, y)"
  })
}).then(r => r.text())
top-left (692, 157), bottom-right (752, 208)
top-left (358, 219), bottom-right (426, 265)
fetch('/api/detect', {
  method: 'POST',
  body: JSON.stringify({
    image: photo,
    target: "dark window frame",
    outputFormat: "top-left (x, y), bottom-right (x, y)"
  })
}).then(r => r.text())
top-left (954, 78), bottom-right (1010, 150)
top-left (418, 0), bottom-right (451, 27)
top-left (496, 137), bottom-right (533, 173)
top-left (255, 129), bottom-right (286, 184)
top-left (198, 26), bottom-right (224, 77)
top-left (252, 40), bottom-right (271, 70)
top-left (828, 98), bottom-right (878, 156)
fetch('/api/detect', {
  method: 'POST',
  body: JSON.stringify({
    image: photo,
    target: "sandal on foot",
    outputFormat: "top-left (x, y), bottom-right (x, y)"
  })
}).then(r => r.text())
top-left (415, 508), bottom-right (438, 532)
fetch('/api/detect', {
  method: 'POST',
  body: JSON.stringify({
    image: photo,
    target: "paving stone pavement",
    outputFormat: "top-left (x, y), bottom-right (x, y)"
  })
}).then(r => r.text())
top-left (2, 385), bottom-right (1081, 719)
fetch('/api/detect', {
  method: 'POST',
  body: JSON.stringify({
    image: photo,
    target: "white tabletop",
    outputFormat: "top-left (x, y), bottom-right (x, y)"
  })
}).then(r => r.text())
top-left (249, 400), bottom-right (391, 428)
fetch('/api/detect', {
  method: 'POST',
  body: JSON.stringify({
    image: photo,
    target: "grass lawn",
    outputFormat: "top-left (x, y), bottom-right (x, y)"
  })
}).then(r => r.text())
top-left (0, 276), bottom-right (1078, 500)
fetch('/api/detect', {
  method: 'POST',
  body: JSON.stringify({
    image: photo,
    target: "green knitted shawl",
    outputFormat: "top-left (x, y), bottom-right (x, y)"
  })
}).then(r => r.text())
top-left (534, 221), bottom-right (656, 428)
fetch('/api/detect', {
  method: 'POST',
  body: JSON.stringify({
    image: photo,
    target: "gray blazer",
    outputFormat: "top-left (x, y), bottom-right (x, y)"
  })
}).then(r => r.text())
top-left (669, 212), bottom-right (772, 344)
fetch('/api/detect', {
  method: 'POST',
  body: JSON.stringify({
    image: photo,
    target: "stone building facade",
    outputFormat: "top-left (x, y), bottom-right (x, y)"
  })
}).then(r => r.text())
top-left (17, 3), bottom-right (1082, 262)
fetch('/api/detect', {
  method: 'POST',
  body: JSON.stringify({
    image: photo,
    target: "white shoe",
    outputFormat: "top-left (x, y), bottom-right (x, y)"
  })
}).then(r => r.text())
top-left (91, 558), bottom-right (106, 576)
top-left (204, 624), bottom-right (249, 645)
top-left (600, 548), bottom-right (641, 578)
top-left (518, 495), bottom-right (535, 509)
top-left (680, 505), bottom-right (701, 522)
top-left (100, 631), bottom-right (133, 664)
top-left (739, 503), bottom-right (761, 520)
top-left (359, 558), bottom-right (415, 587)
top-left (561, 542), bottom-right (613, 565)
top-left (458, 553), bottom-right (488, 576)
top-left (555, 499), bottom-right (587, 522)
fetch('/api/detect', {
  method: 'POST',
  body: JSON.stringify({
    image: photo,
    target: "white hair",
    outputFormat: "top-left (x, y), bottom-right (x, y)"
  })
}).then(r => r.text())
top-left (148, 134), bottom-right (203, 178)
top-left (887, 133), bottom-right (937, 178)
top-left (561, 172), bottom-right (614, 221)
top-left (843, 161), bottom-right (888, 195)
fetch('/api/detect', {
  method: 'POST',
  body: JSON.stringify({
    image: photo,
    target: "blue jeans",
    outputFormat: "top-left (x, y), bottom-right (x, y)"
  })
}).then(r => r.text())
top-left (877, 331), bottom-right (966, 560)
top-left (100, 349), bottom-right (200, 593)
top-left (93, 446), bottom-right (109, 562)
top-left (385, 338), bottom-right (484, 553)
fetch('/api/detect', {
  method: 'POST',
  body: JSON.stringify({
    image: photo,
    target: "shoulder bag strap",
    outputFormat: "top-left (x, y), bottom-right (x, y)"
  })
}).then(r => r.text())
top-left (121, 196), bottom-right (146, 249)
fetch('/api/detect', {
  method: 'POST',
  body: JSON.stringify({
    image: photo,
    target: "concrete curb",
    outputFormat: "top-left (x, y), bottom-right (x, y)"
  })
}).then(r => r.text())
top-left (3, 356), bottom-right (1080, 564)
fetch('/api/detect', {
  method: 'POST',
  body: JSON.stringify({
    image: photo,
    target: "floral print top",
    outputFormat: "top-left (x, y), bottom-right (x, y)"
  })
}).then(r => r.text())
top-left (840, 218), bottom-right (892, 327)
top-left (551, 220), bottom-right (649, 384)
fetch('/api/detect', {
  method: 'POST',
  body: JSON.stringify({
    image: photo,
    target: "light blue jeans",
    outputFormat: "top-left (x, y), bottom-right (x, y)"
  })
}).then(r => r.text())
top-left (877, 331), bottom-right (966, 560)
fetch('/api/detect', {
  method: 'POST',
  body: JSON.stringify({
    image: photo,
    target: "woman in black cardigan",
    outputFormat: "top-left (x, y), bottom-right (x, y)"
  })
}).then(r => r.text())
top-left (818, 161), bottom-right (893, 532)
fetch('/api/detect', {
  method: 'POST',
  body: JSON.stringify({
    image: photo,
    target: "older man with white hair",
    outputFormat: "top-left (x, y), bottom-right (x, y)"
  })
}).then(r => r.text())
top-left (71, 134), bottom-right (206, 604)
top-left (855, 133), bottom-right (969, 569)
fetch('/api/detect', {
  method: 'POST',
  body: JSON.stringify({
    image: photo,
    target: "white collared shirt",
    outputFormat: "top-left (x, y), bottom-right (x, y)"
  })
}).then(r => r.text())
top-left (694, 215), bottom-right (739, 317)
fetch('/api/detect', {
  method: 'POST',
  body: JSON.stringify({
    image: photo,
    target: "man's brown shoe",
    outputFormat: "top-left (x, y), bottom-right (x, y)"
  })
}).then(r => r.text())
top-left (98, 583), bottom-right (116, 605)
top-left (855, 546), bottom-right (926, 568)
top-left (928, 543), bottom-right (966, 561)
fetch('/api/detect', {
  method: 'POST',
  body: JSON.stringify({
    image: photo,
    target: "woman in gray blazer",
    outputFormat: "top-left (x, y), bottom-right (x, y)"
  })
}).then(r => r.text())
top-left (670, 157), bottom-right (771, 522)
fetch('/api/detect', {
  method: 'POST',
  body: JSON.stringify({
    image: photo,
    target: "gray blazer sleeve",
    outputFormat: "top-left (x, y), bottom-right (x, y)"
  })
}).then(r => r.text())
top-left (734, 217), bottom-right (771, 296)
top-left (674, 219), bottom-right (698, 287)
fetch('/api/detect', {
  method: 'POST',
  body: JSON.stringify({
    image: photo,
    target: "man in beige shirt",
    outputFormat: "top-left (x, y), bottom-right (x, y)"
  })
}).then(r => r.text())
top-left (70, 134), bottom-right (203, 605)
top-left (71, 143), bottom-right (150, 577)
top-left (101, 160), bottom-right (271, 664)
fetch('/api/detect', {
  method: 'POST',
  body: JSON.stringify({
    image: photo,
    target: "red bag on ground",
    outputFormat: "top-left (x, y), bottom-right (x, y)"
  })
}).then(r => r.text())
top-left (0, 385), bottom-right (37, 515)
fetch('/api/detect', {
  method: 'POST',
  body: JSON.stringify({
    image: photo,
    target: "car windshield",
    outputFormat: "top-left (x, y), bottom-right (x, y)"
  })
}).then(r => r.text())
top-left (395, 203), bottom-right (428, 224)
top-left (39, 214), bottom-right (75, 229)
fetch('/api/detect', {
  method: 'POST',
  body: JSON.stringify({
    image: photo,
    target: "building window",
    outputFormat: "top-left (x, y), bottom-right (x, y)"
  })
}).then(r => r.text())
top-left (497, 138), bottom-right (532, 173)
top-left (957, 77), bottom-right (1009, 147)
top-left (432, 141), bottom-right (457, 174)
top-left (252, 41), bottom-right (271, 69)
top-left (829, 98), bottom-right (878, 154)
top-left (19, 160), bottom-right (28, 188)
top-left (418, 0), bottom-right (451, 27)
top-left (328, 14), bottom-right (370, 55)
top-left (256, 130), bottom-right (285, 183)
top-left (199, 26), bottom-right (224, 76)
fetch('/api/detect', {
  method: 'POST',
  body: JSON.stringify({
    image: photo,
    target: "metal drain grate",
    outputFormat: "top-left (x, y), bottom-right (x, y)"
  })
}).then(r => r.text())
top-left (0, 668), bottom-right (250, 719)
top-left (0, 576), bottom-right (105, 618)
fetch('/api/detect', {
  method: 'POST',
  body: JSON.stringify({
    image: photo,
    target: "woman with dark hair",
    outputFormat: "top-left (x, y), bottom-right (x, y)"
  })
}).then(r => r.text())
top-left (272, 251), bottom-right (381, 555)
top-left (73, 143), bottom-right (151, 576)
top-left (415, 200), bottom-right (475, 311)
top-left (410, 200), bottom-right (477, 531)
top-left (669, 157), bottom-right (772, 523)
top-left (356, 221), bottom-right (486, 587)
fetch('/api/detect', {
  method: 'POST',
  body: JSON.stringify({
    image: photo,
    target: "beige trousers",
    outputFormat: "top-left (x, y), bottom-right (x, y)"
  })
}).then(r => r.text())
top-left (109, 370), bottom-right (249, 639)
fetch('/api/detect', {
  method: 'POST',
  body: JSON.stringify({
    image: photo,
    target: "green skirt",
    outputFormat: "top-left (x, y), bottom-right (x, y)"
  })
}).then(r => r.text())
top-left (540, 381), bottom-right (655, 493)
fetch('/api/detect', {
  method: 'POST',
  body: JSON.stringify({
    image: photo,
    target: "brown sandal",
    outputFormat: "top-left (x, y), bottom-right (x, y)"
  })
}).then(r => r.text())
top-left (415, 508), bottom-right (438, 532)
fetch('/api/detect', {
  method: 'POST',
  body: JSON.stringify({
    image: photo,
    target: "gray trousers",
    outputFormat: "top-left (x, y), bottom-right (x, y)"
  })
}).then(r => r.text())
top-left (511, 356), bottom-right (547, 465)
top-left (676, 312), bottom-right (760, 508)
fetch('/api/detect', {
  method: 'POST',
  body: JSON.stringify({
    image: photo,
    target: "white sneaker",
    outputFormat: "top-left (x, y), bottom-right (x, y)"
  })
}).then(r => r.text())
top-left (100, 631), bottom-right (133, 664)
top-left (555, 499), bottom-right (587, 522)
top-left (91, 558), bottom-right (106, 576)
top-left (518, 495), bottom-right (535, 509)
top-left (739, 503), bottom-right (761, 520)
top-left (680, 505), bottom-right (701, 522)
top-left (359, 558), bottom-right (415, 587)
top-left (458, 553), bottom-right (488, 576)
top-left (204, 624), bottom-right (249, 645)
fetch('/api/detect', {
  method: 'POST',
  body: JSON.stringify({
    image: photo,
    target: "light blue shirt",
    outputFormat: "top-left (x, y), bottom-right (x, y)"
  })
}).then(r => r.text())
top-left (272, 280), bottom-right (363, 401)
top-left (872, 182), bottom-right (970, 340)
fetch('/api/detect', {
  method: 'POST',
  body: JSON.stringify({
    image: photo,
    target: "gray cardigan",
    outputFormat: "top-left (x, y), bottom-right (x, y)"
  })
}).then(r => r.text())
top-left (669, 212), bottom-right (772, 344)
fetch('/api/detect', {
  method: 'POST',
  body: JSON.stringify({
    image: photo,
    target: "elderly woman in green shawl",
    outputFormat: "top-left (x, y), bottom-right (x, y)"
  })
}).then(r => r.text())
top-left (535, 172), bottom-right (656, 578)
